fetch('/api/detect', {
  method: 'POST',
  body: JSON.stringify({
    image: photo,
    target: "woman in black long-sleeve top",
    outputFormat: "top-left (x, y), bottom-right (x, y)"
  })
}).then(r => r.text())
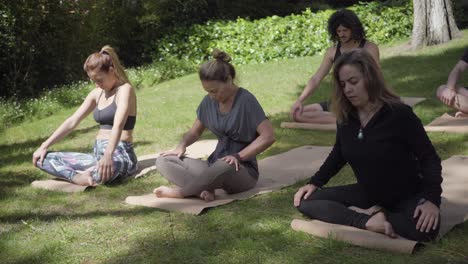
top-left (294, 49), bottom-right (442, 242)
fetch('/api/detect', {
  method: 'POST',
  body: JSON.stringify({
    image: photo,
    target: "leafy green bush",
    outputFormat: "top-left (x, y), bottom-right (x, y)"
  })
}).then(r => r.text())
top-left (154, 1), bottom-right (412, 66)
top-left (0, 82), bottom-right (92, 129)
top-left (128, 58), bottom-right (197, 91)
top-left (1, 1), bottom-right (413, 130)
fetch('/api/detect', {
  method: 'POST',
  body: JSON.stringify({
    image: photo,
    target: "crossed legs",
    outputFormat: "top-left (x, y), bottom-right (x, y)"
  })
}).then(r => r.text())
top-left (436, 85), bottom-right (468, 117)
top-left (154, 156), bottom-right (257, 201)
top-left (297, 184), bottom-right (439, 242)
top-left (292, 103), bottom-right (336, 124)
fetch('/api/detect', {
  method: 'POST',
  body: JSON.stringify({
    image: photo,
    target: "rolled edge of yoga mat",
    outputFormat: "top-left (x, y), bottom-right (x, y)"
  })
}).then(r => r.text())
top-left (31, 180), bottom-right (89, 193)
top-left (291, 219), bottom-right (419, 254)
top-left (280, 122), bottom-right (337, 131)
top-left (424, 113), bottom-right (468, 134)
top-left (125, 193), bottom-right (235, 215)
top-left (400, 97), bottom-right (426, 107)
top-left (424, 126), bottom-right (468, 134)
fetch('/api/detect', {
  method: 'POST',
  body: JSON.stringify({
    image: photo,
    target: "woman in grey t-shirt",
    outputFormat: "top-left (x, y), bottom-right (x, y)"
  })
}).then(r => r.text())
top-left (153, 50), bottom-right (275, 201)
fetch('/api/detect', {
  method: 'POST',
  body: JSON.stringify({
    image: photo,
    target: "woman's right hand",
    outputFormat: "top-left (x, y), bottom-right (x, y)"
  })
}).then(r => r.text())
top-left (290, 100), bottom-right (303, 120)
top-left (32, 145), bottom-right (48, 167)
top-left (294, 184), bottom-right (317, 207)
top-left (439, 88), bottom-right (457, 106)
top-left (160, 145), bottom-right (186, 158)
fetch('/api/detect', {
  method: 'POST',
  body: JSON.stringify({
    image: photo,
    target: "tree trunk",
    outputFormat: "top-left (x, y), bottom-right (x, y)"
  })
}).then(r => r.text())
top-left (411, 0), bottom-right (461, 49)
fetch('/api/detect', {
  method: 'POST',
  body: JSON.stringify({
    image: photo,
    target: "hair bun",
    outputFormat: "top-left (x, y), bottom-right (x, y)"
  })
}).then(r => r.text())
top-left (212, 49), bottom-right (231, 63)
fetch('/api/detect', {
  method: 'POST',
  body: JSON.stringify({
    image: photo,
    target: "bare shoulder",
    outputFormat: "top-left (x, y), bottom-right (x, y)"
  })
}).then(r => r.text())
top-left (118, 83), bottom-right (133, 92)
top-left (87, 88), bottom-right (101, 101)
top-left (325, 46), bottom-right (337, 56)
top-left (323, 46), bottom-right (336, 62)
top-left (364, 41), bottom-right (379, 51)
top-left (116, 83), bottom-right (135, 96)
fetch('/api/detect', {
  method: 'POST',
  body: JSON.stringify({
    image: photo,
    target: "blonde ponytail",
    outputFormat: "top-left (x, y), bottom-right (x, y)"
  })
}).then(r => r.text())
top-left (84, 45), bottom-right (130, 84)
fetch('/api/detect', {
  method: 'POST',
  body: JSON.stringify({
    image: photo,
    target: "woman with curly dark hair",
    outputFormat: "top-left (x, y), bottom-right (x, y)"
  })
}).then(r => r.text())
top-left (291, 9), bottom-right (379, 124)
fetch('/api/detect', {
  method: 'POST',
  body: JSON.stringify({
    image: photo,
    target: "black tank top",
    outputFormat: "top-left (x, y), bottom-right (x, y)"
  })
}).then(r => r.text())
top-left (93, 90), bottom-right (136, 130)
top-left (333, 39), bottom-right (367, 62)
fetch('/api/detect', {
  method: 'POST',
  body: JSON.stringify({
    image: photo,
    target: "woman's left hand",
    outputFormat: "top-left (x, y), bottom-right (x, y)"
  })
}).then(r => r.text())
top-left (220, 155), bottom-right (240, 171)
top-left (98, 154), bottom-right (114, 183)
top-left (414, 200), bottom-right (440, 233)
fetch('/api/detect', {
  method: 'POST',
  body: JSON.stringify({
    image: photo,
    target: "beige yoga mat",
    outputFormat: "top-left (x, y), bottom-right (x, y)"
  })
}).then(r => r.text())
top-left (424, 113), bottom-right (468, 134)
top-left (280, 122), bottom-right (336, 130)
top-left (125, 145), bottom-right (332, 214)
top-left (31, 140), bottom-right (218, 192)
top-left (291, 155), bottom-right (468, 254)
top-left (281, 97), bottom-right (426, 131)
top-left (401, 96), bottom-right (426, 107)
top-left (291, 219), bottom-right (418, 254)
top-left (31, 180), bottom-right (90, 193)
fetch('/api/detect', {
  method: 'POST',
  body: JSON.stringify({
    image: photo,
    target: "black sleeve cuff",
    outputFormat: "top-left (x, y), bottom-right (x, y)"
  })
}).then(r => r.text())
top-left (308, 177), bottom-right (324, 188)
top-left (423, 193), bottom-right (441, 207)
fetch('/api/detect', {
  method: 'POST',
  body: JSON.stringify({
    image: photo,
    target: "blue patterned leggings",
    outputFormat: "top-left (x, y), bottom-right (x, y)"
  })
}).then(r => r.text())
top-left (37, 140), bottom-right (138, 184)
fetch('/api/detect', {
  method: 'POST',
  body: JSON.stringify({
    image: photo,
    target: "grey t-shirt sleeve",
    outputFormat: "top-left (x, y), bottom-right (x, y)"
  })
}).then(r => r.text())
top-left (196, 95), bottom-right (210, 126)
top-left (243, 92), bottom-right (267, 132)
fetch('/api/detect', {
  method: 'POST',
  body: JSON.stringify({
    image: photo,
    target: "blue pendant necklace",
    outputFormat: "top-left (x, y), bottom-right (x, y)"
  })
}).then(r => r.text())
top-left (357, 127), bottom-right (364, 140)
top-left (357, 103), bottom-right (381, 141)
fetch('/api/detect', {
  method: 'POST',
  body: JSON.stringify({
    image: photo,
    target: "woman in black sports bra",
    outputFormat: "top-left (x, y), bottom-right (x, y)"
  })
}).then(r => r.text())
top-left (32, 45), bottom-right (138, 186)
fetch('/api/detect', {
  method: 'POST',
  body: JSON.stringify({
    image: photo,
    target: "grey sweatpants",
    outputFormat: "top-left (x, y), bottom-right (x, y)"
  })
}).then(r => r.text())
top-left (155, 156), bottom-right (258, 197)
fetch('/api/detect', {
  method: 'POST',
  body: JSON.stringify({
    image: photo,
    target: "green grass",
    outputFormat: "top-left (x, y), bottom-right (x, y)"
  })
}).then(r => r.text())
top-left (1, 33), bottom-right (468, 263)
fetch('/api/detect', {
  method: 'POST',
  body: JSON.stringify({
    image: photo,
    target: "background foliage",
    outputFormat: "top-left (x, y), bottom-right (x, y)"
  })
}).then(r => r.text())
top-left (154, 1), bottom-right (413, 66)
top-left (0, 0), bottom-right (402, 99)
top-left (0, 0), bottom-right (466, 129)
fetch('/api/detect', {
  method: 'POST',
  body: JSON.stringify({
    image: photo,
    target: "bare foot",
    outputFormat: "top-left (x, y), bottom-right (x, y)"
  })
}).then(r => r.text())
top-left (72, 171), bottom-right (96, 186)
top-left (455, 111), bottom-right (468, 118)
top-left (365, 212), bottom-right (398, 238)
top-left (348, 205), bottom-right (382, 215)
top-left (153, 186), bottom-right (183, 198)
top-left (199, 190), bottom-right (215, 202)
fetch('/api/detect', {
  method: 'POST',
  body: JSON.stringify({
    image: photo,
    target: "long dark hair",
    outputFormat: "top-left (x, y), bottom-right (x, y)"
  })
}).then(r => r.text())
top-left (328, 9), bottom-right (365, 43)
top-left (331, 49), bottom-right (401, 123)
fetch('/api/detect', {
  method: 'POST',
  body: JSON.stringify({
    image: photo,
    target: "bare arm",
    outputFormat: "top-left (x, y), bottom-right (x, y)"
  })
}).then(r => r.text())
top-left (298, 48), bottom-right (335, 103)
top-left (290, 48), bottom-right (334, 118)
top-left (238, 119), bottom-right (275, 161)
top-left (160, 119), bottom-right (205, 157)
top-left (365, 42), bottom-right (380, 66)
top-left (33, 90), bottom-right (97, 166)
top-left (178, 119), bottom-right (205, 148)
top-left (43, 90), bottom-right (97, 147)
top-left (447, 60), bottom-right (468, 91)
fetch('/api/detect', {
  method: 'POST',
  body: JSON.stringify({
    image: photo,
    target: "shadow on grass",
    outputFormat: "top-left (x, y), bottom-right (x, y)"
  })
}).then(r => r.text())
top-left (0, 139), bottom-right (153, 201)
top-left (0, 125), bottom-right (97, 168)
top-left (103, 198), bottom-right (355, 263)
top-left (381, 46), bottom-right (466, 97)
top-left (0, 247), bottom-right (56, 264)
top-left (0, 205), bottom-right (160, 224)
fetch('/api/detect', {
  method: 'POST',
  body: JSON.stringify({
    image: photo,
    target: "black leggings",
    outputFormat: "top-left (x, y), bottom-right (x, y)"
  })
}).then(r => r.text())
top-left (297, 184), bottom-right (440, 242)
